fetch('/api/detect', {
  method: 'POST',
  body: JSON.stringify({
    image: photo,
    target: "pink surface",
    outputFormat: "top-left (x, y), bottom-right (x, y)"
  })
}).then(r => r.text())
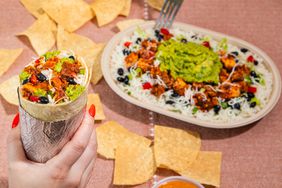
top-left (0, 0), bottom-right (282, 187)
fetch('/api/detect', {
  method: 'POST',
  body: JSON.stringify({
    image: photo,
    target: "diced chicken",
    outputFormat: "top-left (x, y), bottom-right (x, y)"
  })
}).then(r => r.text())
top-left (141, 39), bottom-right (159, 52)
top-left (204, 85), bottom-right (217, 97)
top-left (221, 56), bottom-right (236, 70)
top-left (219, 69), bottom-right (229, 82)
top-left (125, 52), bottom-right (139, 68)
top-left (138, 48), bottom-right (155, 59)
top-left (137, 58), bottom-right (152, 72)
top-left (193, 93), bottom-right (218, 111)
top-left (219, 83), bottom-right (241, 99)
top-left (151, 84), bottom-right (165, 97)
top-left (173, 78), bottom-right (189, 96)
top-left (61, 62), bottom-right (80, 78)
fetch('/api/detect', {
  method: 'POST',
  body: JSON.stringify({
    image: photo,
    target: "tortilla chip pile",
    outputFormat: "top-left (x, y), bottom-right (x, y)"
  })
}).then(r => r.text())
top-left (96, 122), bottom-right (222, 187)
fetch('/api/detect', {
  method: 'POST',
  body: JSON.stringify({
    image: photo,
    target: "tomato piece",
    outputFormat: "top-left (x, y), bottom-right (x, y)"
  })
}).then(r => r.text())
top-left (124, 42), bottom-right (132, 48)
top-left (30, 74), bottom-right (38, 84)
top-left (160, 28), bottom-right (170, 35)
top-left (202, 41), bottom-right (211, 49)
top-left (248, 86), bottom-right (257, 93)
top-left (142, 82), bottom-right (152, 90)
top-left (247, 55), bottom-right (254, 62)
top-left (29, 95), bottom-right (39, 102)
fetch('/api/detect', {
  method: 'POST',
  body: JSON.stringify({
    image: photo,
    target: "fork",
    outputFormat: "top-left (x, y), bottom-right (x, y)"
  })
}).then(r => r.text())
top-left (154, 0), bottom-right (184, 29)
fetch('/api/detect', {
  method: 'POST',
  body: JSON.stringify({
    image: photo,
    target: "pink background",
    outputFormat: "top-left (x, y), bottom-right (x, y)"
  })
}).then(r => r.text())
top-left (0, 0), bottom-right (282, 187)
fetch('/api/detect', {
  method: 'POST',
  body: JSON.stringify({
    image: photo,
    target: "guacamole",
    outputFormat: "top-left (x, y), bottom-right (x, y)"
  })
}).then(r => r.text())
top-left (157, 39), bottom-right (222, 83)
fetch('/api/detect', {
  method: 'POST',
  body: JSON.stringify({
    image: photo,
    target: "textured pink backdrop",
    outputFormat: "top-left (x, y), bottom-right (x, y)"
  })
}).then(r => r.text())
top-left (0, 0), bottom-right (282, 188)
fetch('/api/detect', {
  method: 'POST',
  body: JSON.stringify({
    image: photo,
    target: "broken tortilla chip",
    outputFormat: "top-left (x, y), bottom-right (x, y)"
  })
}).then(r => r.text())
top-left (154, 125), bottom-right (201, 173)
top-left (113, 144), bottom-right (156, 185)
top-left (42, 0), bottom-right (93, 32)
top-left (91, 0), bottom-right (126, 27)
top-left (120, 0), bottom-right (132, 17)
top-left (148, 0), bottom-right (164, 11)
top-left (17, 14), bottom-right (56, 55)
top-left (87, 93), bottom-right (105, 120)
top-left (0, 48), bottom-right (23, 77)
top-left (90, 43), bottom-right (105, 85)
top-left (116, 19), bottom-right (146, 31)
top-left (178, 151), bottom-right (222, 187)
top-left (57, 25), bottom-right (105, 82)
top-left (0, 75), bottom-right (19, 105)
top-left (96, 121), bottom-right (151, 159)
top-left (20, 0), bottom-right (45, 18)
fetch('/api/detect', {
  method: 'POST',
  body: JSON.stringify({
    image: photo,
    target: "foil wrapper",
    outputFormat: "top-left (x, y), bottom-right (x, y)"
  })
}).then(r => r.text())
top-left (19, 105), bottom-right (85, 163)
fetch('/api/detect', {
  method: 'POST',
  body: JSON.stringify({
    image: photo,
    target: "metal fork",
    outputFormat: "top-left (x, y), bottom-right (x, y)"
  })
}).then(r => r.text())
top-left (154, 0), bottom-right (184, 29)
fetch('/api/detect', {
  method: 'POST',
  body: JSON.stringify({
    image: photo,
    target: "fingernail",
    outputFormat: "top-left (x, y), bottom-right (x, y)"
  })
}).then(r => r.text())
top-left (88, 104), bottom-right (96, 118)
top-left (12, 113), bottom-right (20, 128)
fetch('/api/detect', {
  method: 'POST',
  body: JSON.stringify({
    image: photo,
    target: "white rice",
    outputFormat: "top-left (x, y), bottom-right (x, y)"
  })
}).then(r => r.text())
top-left (110, 27), bottom-right (273, 123)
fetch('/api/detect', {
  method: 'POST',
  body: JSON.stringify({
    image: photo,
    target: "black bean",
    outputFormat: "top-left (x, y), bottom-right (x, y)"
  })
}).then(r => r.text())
top-left (240, 48), bottom-right (249, 53)
top-left (171, 91), bottom-right (179, 98)
top-left (37, 73), bottom-right (47, 82)
top-left (122, 49), bottom-right (131, 56)
top-left (69, 55), bottom-right (75, 60)
top-left (254, 60), bottom-right (259, 66)
top-left (250, 71), bottom-right (257, 77)
top-left (234, 103), bottom-right (241, 110)
top-left (124, 75), bottom-right (129, 85)
top-left (67, 77), bottom-right (77, 85)
top-left (247, 92), bottom-right (255, 99)
top-left (165, 100), bottom-right (175, 105)
top-left (22, 79), bottom-right (29, 85)
top-left (117, 68), bottom-right (124, 76)
top-left (191, 35), bottom-right (197, 39)
top-left (231, 51), bottom-right (239, 56)
top-left (136, 37), bottom-right (142, 44)
top-left (157, 35), bottom-right (163, 42)
top-left (39, 96), bottom-right (49, 104)
top-left (181, 38), bottom-right (188, 43)
top-left (154, 30), bottom-right (160, 37)
top-left (117, 77), bottom-right (124, 82)
top-left (213, 105), bottom-right (221, 114)
top-left (250, 102), bottom-right (257, 108)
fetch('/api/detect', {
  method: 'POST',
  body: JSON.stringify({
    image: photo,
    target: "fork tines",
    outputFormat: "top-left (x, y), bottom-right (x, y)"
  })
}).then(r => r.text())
top-left (155, 0), bottom-right (184, 29)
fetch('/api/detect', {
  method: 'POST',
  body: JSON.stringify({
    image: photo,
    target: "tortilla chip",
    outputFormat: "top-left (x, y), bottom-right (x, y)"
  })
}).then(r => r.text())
top-left (20, 0), bottom-right (45, 18)
top-left (113, 144), bottom-right (156, 185)
top-left (120, 0), bottom-right (132, 17)
top-left (0, 49), bottom-right (23, 77)
top-left (178, 151), bottom-right (222, 187)
top-left (96, 121), bottom-right (151, 159)
top-left (148, 0), bottom-right (164, 11)
top-left (116, 19), bottom-right (146, 31)
top-left (91, 0), bottom-right (126, 27)
top-left (17, 14), bottom-right (56, 55)
top-left (57, 25), bottom-right (105, 78)
top-left (90, 43), bottom-right (105, 85)
top-left (154, 125), bottom-right (201, 172)
top-left (0, 75), bottom-right (19, 106)
top-left (87, 93), bottom-right (105, 120)
top-left (42, 0), bottom-right (93, 32)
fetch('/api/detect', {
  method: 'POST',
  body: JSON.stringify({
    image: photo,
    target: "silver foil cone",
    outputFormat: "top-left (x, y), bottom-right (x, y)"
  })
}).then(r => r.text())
top-left (19, 105), bottom-right (85, 163)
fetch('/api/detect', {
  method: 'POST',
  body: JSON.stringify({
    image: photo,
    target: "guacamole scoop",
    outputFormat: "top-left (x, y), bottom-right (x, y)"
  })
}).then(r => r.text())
top-left (157, 39), bottom-right (222, 83)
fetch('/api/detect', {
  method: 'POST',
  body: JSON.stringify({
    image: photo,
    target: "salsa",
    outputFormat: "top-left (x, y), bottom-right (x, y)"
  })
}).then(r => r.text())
top-left (158, 180), bottom-right (199, 188)
top-left (20, 50), bottom-right (87, 104)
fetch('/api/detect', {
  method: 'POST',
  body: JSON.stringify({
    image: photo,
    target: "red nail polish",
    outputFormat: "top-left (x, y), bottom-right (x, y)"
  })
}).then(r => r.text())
top-left (88, 104), bottom-right (96, 118)
top-left (12, 113), bottom-right (20, 128)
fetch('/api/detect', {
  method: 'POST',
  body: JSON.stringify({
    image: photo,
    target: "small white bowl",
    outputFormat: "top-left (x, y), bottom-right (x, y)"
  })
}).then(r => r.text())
top-left (152, 176), bottom-right (205, 188)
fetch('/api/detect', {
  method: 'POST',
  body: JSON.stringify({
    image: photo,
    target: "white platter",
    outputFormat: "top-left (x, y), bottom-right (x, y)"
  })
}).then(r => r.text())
top-left (101, 22), bottom-right (281, 129)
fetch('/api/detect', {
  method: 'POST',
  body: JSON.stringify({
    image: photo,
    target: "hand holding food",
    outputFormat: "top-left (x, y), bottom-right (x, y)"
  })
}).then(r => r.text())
top-left (8, 106), bottom-right (96, 188)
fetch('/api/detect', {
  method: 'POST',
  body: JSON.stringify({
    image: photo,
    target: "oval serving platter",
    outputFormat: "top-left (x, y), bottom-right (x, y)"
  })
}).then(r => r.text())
top-left (101, 22), bottom-right (281, 129)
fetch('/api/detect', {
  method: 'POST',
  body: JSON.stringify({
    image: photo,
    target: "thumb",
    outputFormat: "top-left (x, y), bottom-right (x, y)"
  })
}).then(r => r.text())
top-left (7, 113), bottom-right (26, 162)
